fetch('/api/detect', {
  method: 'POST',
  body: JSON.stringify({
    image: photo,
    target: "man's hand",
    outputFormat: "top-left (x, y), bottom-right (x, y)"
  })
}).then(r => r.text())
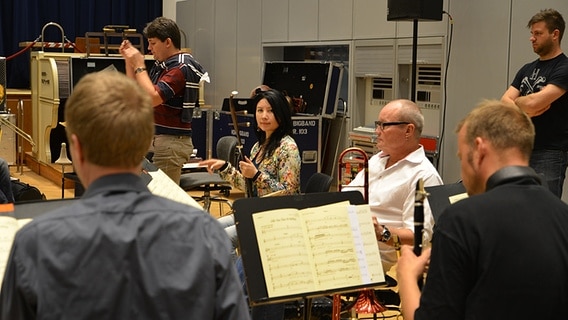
top-left (397, 245), bottom-right (431, 282)
top-left (372, 216), bottom-right (381, 241)
top-left (119, 40), bottom-right (144, 70)
top-left (396, 245), bottom-right (432, 320)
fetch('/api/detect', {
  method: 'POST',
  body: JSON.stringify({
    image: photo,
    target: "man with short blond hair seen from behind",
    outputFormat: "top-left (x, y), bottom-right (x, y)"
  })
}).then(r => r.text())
top-left (501, 9), bottom-right (568, 197)
top-left (397, 100), bottom-right (568, 319)
top-left (0, 71), bottom-right (250, 320)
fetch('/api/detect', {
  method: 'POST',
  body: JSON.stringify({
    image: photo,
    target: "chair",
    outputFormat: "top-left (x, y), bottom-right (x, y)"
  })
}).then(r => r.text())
top-left (304, 172), bottom-right (333, 193)
top-left (179, 136), bottom-right (239, 214)
top-left (216, 135), bottom-right (240, 168)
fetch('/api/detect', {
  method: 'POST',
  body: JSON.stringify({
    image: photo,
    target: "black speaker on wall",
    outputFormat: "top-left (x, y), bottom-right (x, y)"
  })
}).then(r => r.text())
top-left (387, 0), bottom-right (443, 21)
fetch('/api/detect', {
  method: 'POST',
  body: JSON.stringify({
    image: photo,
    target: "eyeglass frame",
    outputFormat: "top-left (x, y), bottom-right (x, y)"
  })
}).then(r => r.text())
top-left (374, 120), bottom-right (411, 131)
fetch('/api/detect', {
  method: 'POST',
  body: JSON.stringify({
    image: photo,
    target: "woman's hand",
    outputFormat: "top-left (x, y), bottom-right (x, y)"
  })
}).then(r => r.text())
top-left (199, 158), bottom-right (226, 174)
top-left (239, 156), bottom-right (258, 179)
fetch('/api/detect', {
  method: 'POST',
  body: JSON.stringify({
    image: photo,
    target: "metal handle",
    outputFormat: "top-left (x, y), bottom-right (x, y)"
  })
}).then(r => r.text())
top-left (41, 22), bottom-right (65, 52)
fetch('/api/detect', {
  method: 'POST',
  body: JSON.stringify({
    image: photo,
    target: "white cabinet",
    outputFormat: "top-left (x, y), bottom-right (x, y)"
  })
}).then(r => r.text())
top-left (262, 0), bottom-right (289, 42)
top-left (237, 0), bottom-right (263, 93)
top-left (214, 1), bottom-right (238, 107)
top-left (353, 0), bottom-right (396, 39)
top-left (263, 0), bottom-right (354, 42)
top-left (319, 0), bottom-right (353, 40)
top-left (289, 0), bottom-right (318, 41)
top-left (353, 39), bottom-right (396, 126)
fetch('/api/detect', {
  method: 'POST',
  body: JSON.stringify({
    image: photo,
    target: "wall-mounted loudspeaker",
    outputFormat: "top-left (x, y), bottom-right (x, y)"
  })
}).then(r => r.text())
top-left (0, 57), bottom-right (6, 112)
top-left (387, 0), bottom-right (443, 21)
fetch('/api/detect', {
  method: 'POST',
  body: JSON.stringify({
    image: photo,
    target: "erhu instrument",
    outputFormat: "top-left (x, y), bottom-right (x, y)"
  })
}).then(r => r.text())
top-left (333, 147), bottom-right (385, 319)
top-left (414, 178), bottom-right (429, 289)
top-left (228, 91), bottom-right (253, 197)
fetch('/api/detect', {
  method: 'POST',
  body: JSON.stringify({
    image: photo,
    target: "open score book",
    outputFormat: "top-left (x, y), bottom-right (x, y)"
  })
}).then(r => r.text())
top-left (0, 204), bottom-right (31, 288)
top-left (253, 201), bottom-right (385, 298)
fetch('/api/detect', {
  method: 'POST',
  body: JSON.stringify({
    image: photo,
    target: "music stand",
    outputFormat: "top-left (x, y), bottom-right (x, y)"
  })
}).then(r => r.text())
top-left (425, 182), bottom-right (467, 222)
top-left (234, 191), bottom-right (385, 319)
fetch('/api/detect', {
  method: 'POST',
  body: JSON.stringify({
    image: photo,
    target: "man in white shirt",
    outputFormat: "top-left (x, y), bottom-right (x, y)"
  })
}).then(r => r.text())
top-left (343, 99), bottom-right (443, 269)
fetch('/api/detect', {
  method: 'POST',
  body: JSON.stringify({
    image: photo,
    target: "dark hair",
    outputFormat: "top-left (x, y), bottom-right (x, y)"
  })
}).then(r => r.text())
top-left (252, 89), bottom-right (294, 161)
top-left (528, 9), bottom-right (565, 44)
top-left (143, 17), bottom-right (181, 49)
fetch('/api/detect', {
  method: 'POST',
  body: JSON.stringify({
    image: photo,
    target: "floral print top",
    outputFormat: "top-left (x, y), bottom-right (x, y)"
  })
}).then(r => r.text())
top-left (218, 135), bottom-right (301, 196)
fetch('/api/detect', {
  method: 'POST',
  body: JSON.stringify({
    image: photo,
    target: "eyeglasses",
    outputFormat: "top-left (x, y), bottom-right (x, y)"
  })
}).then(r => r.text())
top-left (374, 121), bottom-right (410, 131)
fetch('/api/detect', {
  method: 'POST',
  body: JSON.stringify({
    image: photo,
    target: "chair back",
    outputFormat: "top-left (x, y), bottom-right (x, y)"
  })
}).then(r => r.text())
top-left (304, 172), bottom-right (333, 193)
top-left (217, 136), bottom-right (239, 166)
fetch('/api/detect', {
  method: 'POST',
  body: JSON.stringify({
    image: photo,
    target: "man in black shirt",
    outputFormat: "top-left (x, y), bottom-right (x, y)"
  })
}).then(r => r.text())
top-left (501, 9), bottom-right (568, 197)
top-left (397, 100), bottom-right (568, 319)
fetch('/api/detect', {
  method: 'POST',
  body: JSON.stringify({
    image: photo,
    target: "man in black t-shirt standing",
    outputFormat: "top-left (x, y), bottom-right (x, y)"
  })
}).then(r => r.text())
top-left (501, 8), bottom-right (568, 198)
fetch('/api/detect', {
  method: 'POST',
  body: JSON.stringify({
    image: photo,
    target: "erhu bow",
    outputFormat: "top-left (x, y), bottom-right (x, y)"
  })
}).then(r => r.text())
top-left (228, 91), bottom-right (253, 198)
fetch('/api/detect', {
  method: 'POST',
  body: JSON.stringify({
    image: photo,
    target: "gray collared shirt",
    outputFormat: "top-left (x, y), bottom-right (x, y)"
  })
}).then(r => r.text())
top-left (0, 173), bottom-right (250, 320)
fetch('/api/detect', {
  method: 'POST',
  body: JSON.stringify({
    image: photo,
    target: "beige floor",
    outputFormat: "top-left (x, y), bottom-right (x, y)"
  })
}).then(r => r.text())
top-left (10, 165), bottom-right (75, 200)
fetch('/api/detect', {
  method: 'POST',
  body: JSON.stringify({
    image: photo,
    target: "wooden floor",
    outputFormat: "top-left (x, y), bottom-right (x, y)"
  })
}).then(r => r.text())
top-left (9, 164), bottom-right (242, 219)
top-left (10, 165), bottom-right (75, 200)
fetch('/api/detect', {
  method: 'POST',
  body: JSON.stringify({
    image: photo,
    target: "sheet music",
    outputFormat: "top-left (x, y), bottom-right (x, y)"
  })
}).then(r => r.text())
top-left (254, 208), bottom-right (316, 297)
top-left (449, 193), bottom-right (468, 204)
top-left (102, 64), bottom-right (118, 72)
top-left (348, 205), bottom-right (385, 284)
top-left (17, 219), bottom-right (32, 228)
top-left (182, 163), bottom-right (206, 170)
top-left (253, 201), bottom-right (384, 298)
top-left (0, 204), bottom-right (17, 288)
top-left (146, 169), bottom-right (202, 210)
top-left (302, 202), bottom-right (364, 289)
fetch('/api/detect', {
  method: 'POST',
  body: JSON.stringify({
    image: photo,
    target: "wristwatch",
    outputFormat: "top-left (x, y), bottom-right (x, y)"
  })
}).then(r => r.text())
top-left (380, 225), bottom-right (391, 242)
top-left (134, 67), bottom-right (147, 74)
